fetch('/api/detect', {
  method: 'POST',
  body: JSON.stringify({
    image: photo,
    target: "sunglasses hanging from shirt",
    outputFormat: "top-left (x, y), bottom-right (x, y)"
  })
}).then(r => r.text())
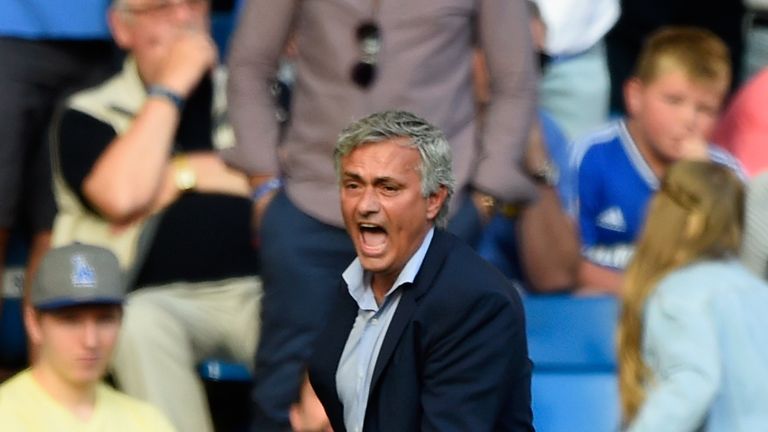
top-left (350, 0), bottom-right (382, 89)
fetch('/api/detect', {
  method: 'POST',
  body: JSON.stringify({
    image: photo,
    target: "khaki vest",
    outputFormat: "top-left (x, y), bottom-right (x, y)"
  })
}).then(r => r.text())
top-left (50, 57), bottom-right (234, 274)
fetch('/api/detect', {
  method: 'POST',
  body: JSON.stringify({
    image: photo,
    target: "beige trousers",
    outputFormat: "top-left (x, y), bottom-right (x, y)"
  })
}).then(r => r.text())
top-left (111, 276), bottom-right (262, 432)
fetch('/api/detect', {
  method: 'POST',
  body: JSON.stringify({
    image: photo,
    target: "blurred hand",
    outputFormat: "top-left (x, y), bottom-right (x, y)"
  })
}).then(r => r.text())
top-left (679, 135), bottom-right (709, 161)
top-left (289, 376), bottom-right (334, 432)
top-left (155, 27), bottom-right (218, 97)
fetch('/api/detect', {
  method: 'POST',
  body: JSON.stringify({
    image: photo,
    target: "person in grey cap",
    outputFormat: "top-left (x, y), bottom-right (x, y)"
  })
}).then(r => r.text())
top-left (0, 243), bottom-right (175, 431)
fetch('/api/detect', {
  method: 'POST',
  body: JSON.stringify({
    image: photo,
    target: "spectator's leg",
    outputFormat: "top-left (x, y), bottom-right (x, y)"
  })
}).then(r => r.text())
top-left (447, 191), bottom-right (484, 249)
top-left (251, 191), bottom-right (355, 431)
top-left (112, 284), bottom-right (220, 432)
top-left (476, 214), bottom-right (521, 279)
top-left (214, 276), bottom-right (263, 367)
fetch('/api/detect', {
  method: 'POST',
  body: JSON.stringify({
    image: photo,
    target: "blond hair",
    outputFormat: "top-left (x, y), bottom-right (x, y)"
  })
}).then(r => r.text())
top-left (634, 26), bottom-right (731, 91)
top-left (617, 160), bottom-right (743, 422)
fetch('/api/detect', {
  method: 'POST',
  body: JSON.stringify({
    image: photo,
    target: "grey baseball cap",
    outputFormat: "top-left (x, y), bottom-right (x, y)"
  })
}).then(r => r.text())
top-left (31, 244), bottom-right (125, 310)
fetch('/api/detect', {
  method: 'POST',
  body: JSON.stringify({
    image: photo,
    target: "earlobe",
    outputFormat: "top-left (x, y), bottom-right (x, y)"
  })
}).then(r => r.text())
top-left (23, 306), bottom-right (42, 346)
top-left (426, 186), bottom-right (448, 220)
top-left (108, 10), bottom-right (131, 49)
top-left (624, 78), bottom-right (642, 116)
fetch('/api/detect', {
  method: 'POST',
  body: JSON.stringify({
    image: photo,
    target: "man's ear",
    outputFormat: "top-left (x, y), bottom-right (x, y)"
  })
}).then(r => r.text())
top-left (624, 77), bottom-right (644, 118)
top-left (426, 186), bottom-right (448, 221)
top-left (108, 8), bottom-right (132, 50)
top-left (23, 305), bottom-right (43, 346)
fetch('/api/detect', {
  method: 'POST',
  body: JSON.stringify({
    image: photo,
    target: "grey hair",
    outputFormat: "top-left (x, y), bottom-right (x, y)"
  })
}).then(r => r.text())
top-left (334, 110), bottom-right (456, 228)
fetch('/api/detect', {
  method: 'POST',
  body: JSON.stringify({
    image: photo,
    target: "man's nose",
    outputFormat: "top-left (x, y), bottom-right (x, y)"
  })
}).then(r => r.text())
top-left (357, 187), bottom-right (380, 215)
top-left (679, 103), bottom-right (698, 132)
top-left (82, 320), bottom-right (98, 348)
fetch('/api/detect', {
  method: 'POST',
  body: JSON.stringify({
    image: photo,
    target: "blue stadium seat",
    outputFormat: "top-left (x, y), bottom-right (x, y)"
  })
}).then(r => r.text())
top-left (524, 295), bottom-right (621, 432)
top-left (198, 359), bottom-right (252, 382)
top-left (198, 359), bottom-right (253, 432)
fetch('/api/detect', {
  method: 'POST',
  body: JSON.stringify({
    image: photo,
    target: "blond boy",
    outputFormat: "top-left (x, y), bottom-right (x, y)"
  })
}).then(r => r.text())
top-left (0, 244), bottom-right (174, 431)
top-left (570, 27), bottom-right (743, 294)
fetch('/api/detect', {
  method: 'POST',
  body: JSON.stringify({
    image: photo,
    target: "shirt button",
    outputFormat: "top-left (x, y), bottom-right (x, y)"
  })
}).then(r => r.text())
top-left (371, 318), bottom-right (379, 325)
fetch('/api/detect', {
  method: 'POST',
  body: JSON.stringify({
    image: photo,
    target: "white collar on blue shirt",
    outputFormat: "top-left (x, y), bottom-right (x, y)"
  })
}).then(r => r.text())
top-left (342, 228), bottom-right (435, 312)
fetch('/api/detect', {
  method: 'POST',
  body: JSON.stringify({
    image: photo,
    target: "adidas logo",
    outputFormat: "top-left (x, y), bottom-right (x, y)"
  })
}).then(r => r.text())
top-left (597, 207), bottom-right (626, 232)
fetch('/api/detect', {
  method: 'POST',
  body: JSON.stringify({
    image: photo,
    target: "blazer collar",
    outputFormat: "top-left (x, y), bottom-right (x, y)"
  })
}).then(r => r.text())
top-left (368, 229), bottom-right (454, 392)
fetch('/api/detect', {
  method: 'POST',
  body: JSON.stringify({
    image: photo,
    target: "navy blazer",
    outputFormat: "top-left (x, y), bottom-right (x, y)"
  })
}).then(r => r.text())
top-left (309, 230), bottom-right (534, 432)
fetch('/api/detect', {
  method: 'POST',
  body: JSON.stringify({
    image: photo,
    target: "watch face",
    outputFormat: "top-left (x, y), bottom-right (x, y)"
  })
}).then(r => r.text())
top-left (176, 169), bottom-right (196, 191)
top-left (173, 155), bottom-right (197, 192)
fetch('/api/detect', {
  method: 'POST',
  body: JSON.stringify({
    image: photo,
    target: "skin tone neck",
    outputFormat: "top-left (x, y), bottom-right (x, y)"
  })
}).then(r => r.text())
top-left (31, 361), bottom-right (98, 421)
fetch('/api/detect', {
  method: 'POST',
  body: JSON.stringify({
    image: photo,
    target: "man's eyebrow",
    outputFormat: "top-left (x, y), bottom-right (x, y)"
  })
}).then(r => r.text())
top-left (341, 172), bottom-right (400, 185)
top-left (372, 176), bottom-right (399, 186)
top-left (342, 171), bottom-right (363, 181)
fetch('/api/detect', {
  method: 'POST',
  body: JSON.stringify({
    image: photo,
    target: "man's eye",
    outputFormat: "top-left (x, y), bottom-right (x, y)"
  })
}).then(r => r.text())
top-left (57, 313), bottom-right (79, 323)
top-left (697, 105), bottom-right (716, 116)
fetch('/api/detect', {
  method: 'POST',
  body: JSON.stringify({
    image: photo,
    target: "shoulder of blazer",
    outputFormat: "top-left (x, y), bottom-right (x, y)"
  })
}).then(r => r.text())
top-left (407, 229), bottom-right (460, 299)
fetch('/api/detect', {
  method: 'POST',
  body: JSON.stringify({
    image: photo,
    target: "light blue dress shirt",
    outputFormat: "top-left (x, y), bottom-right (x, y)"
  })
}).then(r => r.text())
top-left (336, 228), bottom-right (434, 432)
top-left (0, 0), bottom-right (110, 39)
top-left (628, 259), bottom-right (768, 432)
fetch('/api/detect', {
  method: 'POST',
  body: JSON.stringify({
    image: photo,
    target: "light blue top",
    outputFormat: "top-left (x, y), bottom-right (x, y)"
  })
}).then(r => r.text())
top-left (336, 228), bottom-right (434, 432)
top-left (628, 259), bottom-right (768, 432)
top-left (0, 0), bottom-right (111, 39)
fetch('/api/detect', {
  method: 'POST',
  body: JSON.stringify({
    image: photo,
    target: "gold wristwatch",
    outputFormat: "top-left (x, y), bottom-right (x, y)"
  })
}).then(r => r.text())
top-left (173, 154), bottom-right (196, 192)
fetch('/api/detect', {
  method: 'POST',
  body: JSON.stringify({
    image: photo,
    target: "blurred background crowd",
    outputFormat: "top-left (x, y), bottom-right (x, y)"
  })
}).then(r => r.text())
top-left (1, 0), bottom-right (768, 431)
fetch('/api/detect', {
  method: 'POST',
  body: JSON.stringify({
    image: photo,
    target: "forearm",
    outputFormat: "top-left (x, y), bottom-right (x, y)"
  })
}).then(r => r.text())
top-left (519, 187), bottom-right (580, 292)
top-left (577, 259), bottom-right (624, 294)
top-left (83, 99), bottom-right (180, 222)
top-left (222, 0), bottom-right (298, 175)
top-left (84, 27), bottom-right (217, 222)
top-left (473, 0), bottom-right (538, 202)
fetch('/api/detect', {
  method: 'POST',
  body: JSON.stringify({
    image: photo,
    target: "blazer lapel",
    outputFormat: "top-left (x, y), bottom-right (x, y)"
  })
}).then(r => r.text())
top-left (368, 230), bottom-right (453, 392)
top-left (312, 282), bottom-right (359, 427)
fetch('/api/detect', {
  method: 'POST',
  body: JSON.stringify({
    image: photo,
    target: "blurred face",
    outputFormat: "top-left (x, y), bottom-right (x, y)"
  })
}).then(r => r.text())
top-left (110, 0), bottom-right (210, 79)
top-left (340, 139), bottom-right (446, 291)
top-left (28, 305), bottom-right (122, 388)
top-left (625, 70), bottom-right (726, 167)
